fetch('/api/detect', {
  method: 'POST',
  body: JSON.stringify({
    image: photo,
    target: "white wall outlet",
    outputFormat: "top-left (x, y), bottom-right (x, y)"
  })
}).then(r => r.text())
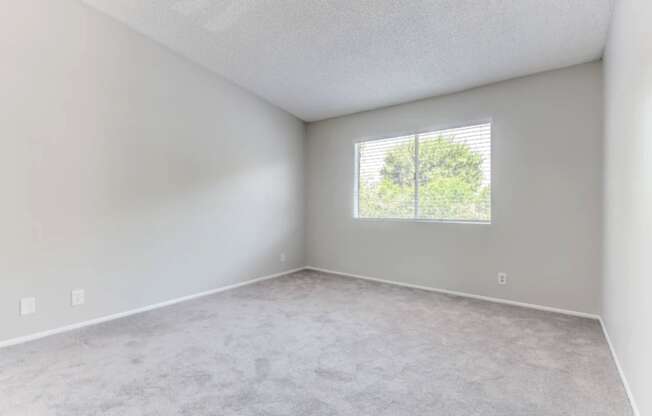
top-left (280, 253), bottom-right (286, 263)
top-left (71, 289), bottom-right (85, 307)
top-left (497, 272), bottom-right (508, 285)
top-left (20, 297), bottom-right (36, 316)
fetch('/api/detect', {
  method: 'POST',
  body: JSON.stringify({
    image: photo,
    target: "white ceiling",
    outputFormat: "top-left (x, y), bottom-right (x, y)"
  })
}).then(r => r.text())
top-left (81, 0), bottom-right (613, 122)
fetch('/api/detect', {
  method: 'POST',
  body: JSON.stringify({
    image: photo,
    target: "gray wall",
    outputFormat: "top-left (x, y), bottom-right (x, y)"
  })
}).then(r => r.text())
top-left (306, 63), bottom-right (603, 315)
top-left (603, 0), bottom-right (651, 413)
top-left (0, 0), bottom-right (305, 342)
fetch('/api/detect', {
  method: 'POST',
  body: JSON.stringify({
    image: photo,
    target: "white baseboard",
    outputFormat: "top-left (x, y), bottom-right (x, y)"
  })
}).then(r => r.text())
top-left (0, 267), bottom-right (304, 349)
top-left (599, 318), bottom-right (640, 416)
top-left (305, 266), bottom-right (600, 320)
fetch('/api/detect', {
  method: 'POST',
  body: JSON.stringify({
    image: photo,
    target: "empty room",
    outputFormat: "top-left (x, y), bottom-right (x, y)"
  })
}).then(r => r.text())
top-left (1, 0), bottom-right (650, 415)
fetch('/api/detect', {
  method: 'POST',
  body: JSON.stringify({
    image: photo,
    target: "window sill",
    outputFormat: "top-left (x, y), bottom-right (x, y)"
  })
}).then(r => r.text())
top-left (353, 217), bottom-right (491, 225)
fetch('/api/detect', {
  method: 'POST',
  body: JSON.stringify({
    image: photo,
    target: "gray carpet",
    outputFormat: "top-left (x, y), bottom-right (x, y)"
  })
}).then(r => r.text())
top-left (0, 270), bottom-right (632, 415)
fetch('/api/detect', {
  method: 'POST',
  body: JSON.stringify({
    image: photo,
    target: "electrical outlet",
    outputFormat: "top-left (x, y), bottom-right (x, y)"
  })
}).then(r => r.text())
top-left (71, 289), bottom-right (85, 307)
top-left (20, 297), bottom-right (36, 316)
top-left (280, 253), bottom-right (286, 263)
top-left (497, 272), bottom-right (508, 285)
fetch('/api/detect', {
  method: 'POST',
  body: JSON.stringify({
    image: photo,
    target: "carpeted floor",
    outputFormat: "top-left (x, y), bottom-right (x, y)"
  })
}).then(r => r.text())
top-left (0, 270), bottom-right (632, 415)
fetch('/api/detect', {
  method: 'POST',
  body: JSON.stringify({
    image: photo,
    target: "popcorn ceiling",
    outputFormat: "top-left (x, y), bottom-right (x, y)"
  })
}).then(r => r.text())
top-left (82, 0), bottom-right (612, 121)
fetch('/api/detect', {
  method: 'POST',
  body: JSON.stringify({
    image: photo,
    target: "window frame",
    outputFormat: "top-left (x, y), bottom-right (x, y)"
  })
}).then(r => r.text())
top-left (353, 120), bottom-right (493, 225)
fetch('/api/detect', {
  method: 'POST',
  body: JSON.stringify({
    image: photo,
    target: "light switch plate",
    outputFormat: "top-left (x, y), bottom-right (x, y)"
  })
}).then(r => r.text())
top-left (20, 297), bottom-right (36, 316)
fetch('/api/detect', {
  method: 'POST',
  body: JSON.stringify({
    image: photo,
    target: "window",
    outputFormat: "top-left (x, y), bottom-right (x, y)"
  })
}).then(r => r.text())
top-left (354, 122), bottom-right (491, 223)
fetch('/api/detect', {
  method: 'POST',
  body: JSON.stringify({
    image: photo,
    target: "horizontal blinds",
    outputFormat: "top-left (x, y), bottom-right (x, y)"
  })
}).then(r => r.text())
top-left (417, 123), bottom-right (491, 221)
top-left (356, 135), bottom-right (415, 219)
top-left (355, 123), bottom-right (491, 222)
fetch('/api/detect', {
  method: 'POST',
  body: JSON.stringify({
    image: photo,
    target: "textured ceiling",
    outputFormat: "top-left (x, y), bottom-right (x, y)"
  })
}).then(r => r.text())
top-left (81, 0), bottom-right (613, 121)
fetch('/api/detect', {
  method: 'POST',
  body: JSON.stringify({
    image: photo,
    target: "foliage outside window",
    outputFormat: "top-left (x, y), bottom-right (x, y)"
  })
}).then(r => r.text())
top-left (355, 123), bottom-right (491, 222)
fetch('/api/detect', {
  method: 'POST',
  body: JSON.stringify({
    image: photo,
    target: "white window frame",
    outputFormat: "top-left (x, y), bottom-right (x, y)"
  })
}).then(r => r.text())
top-left (353, 120), bottom-right (493, 225)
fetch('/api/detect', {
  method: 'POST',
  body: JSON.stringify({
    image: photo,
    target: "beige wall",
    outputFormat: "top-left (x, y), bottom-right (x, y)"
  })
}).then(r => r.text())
top-left (0, 0), bottom-right (305, 342)
top-left (306, 63), bottom-right (603, 315)
top-left (603, 0), bottom-right (652, 414)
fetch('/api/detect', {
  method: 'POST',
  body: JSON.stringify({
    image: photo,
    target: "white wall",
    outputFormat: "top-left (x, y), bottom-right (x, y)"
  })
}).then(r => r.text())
top-left (0, 0), bottom-right (305, 342)
top-left (306, 63), bottom-right (603, 315)
top-left (603, 0), bottom-right (652, 414)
